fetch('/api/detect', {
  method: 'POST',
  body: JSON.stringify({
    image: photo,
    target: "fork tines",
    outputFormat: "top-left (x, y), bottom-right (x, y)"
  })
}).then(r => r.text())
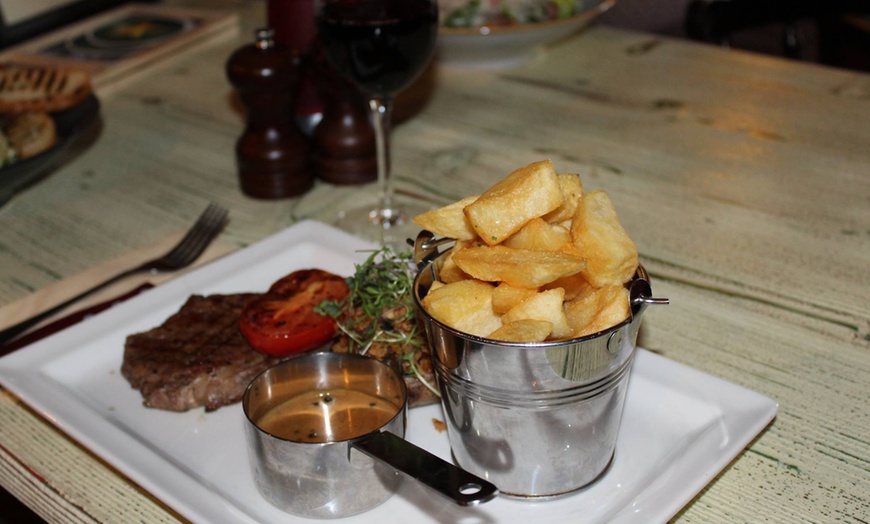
top-left (165, 203), bottom-right (229, 267)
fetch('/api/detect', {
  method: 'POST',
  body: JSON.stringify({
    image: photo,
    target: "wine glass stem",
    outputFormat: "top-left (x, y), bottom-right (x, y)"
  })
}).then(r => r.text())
top-left (368, 97), bottom-right (402, 227)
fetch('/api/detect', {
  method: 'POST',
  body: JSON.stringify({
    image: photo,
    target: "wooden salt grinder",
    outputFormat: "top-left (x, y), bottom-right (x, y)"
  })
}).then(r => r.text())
top-left (226, 28), bottom-right (313, 198)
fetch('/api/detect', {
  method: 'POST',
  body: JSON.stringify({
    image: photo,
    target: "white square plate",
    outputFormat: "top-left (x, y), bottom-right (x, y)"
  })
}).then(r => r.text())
top-left (0, 220), bottom-right (778, 524)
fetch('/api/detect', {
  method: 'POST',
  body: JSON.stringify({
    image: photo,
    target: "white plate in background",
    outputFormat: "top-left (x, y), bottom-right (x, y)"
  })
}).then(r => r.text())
top-left (437, 0), bottom-right (616, 68)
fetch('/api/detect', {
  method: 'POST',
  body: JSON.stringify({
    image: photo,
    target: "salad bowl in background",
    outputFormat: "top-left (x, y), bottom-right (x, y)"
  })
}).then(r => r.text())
top-left (437, 0), bottom-right (616, 68)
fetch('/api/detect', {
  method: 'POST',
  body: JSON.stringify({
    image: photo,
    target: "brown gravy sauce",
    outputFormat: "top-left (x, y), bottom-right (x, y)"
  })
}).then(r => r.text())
top-left (255, 388), bottom-right (401, 442)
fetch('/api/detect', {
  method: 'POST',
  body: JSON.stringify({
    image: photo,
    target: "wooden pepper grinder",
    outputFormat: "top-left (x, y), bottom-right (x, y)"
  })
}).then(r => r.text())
top-left (226, 28), bottom-right (313, 198)
top-left (309, 40), bottom-right (377, 185)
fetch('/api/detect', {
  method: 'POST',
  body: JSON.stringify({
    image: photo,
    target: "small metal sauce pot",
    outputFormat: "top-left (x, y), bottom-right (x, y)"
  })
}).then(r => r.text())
top-left (243, 352), bottom-right (498, 518)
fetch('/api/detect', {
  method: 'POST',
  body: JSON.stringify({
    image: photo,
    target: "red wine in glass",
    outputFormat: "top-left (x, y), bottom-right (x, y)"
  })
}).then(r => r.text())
top-left (317, 0), bottom-right (438, 98)
top-left (315, 0), bottom-right (438, 248)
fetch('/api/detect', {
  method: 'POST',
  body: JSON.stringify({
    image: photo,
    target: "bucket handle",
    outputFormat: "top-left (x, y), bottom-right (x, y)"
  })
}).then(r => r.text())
top-left (629, 269), bottom-right (669, 317)
top-left (413, 230), bottom-right (454, 270)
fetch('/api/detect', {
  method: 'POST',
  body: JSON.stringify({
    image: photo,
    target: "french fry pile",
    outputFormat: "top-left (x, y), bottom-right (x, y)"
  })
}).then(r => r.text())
top-left (413, 160), bottom-right (639, 343)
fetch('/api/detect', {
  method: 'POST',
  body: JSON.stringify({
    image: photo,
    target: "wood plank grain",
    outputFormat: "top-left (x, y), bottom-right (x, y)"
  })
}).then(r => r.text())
top-left (0, 1), bottom-right (867, 522)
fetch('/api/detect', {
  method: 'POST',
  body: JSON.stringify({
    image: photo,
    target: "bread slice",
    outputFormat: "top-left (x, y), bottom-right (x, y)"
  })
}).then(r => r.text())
top-left (3, 111), bottom-right (57, 159)
top-left (0, 65), bottom-right (92, 113)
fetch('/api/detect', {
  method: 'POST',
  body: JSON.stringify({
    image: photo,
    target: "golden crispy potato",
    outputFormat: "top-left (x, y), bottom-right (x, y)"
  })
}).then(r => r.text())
top-left (571, 190), bottom-right (638, 288)
top-left (563, 294), bottom-right (596, 337)
top-left (464, 160), bottom-right (563, 245)
top-left (541, 272), bottom-right (592, 301)
top-left (503, 218), bottom-right (573, 253)
top-left (488, 319), bottom-right (553, 342)
top-left (413, 195), bottom-right (479, 240)
top-left (452, 245), bottom-right (587, 289)
top-left (421, 279), bottom-right (502, 337)
top-left (491, 282), bottom-right (539, 315)
top-left (502, 288), bottom-right (572, 339)
top-left (543, 173), bottom-right (583, 223)
top-left (419, 161), bottom-right (640, 342)
top-left (564, 284), bottom-right (630, 338)
top-left (438, 243), bottom-right (473, 283)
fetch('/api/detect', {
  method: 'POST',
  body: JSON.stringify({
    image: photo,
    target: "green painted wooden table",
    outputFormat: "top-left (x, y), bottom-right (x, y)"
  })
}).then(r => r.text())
top-left (1, 0), bottom-right (868, 522)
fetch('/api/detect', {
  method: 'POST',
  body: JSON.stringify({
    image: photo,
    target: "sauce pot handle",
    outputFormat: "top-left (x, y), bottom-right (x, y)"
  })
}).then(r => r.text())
top-left (353, 430), bottom-right (499, 506)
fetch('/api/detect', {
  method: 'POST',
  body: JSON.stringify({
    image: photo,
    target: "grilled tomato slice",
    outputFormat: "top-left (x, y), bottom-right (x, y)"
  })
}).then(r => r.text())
top-left (240, 269), bottom-right (349, 357)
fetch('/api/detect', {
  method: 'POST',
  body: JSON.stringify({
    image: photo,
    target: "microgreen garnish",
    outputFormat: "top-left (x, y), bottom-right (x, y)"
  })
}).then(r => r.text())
top-left (315, 248), bottom-right (439, 397)
top-left (346, 249), bottom-right (415, 320)
top-left (404, 350), bottom-right (440, 397)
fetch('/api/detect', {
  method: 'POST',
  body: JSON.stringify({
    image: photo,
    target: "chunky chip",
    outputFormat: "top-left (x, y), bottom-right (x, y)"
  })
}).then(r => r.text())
top-left (452, 245), bottom-right (587, 289)
top-left (464, 160), bottom-right (563, 245)
top-left (413, 195), bottom-right (479, 241)
top-left (543, 173), bottom-right (584, 224)
top-left (420, 279), bottom-right (502, 337)
top-left (503, 218), bottom-right (575, 254)
top-left (564, 284), bottom-right (630, 338)
top-left (438, 243), bottom-right (473, 283)
top-left (413, 160), bottom-right (639, 344)
top-left (488, 319), bottom-right (553, 342)
top-left (501, 288), bottom-right (572, 339)
top-left (491, 282), bottom-right (539, 315)
top-left (571, 191), bottom-right (639, 288)
top-left (541, 272), bottom-right (592, 301)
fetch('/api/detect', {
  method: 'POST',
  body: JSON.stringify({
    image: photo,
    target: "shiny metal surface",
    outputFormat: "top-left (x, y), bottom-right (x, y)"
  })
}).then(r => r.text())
top-left (243, 352), bottom-right (497, 518)
top-left (243, 352), bottom-right (404, 518)
top-left (413, 248), bottom-right (663, 498)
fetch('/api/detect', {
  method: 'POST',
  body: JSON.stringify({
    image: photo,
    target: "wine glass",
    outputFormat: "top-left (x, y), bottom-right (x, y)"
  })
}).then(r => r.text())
top-left (314, 0), bottom-right (438, 249)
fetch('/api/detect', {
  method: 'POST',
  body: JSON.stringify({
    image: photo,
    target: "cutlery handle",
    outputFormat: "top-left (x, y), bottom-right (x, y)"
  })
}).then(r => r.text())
top-left (0, 283), bottom-right (154, 357)
top-left (0, 269), bottom-right (138, 347)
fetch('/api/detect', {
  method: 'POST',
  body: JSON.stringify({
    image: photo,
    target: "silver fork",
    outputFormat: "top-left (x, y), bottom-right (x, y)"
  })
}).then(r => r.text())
top-left (0, 203), bottom-right (229, 346)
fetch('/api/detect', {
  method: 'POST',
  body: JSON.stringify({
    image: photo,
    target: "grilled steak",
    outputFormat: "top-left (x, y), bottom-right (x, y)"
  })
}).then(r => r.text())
top-left (122, 293), bottom-right (281, 412)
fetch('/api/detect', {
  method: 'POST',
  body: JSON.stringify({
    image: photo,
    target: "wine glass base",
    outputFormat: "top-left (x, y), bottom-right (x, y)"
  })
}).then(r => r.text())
top-left (336, 203), bottom-right (431, 251)
top-left (366, 207), bottom-right (404, 227)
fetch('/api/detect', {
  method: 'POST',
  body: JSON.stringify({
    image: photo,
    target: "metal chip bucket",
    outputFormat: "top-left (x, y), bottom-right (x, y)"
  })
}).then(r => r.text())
top-left (412, 234), bottom-right (667, 499)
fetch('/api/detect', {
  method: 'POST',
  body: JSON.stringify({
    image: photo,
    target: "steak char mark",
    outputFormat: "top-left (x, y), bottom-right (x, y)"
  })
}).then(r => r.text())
top-left (122, 293), bottom-right (281, 412)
